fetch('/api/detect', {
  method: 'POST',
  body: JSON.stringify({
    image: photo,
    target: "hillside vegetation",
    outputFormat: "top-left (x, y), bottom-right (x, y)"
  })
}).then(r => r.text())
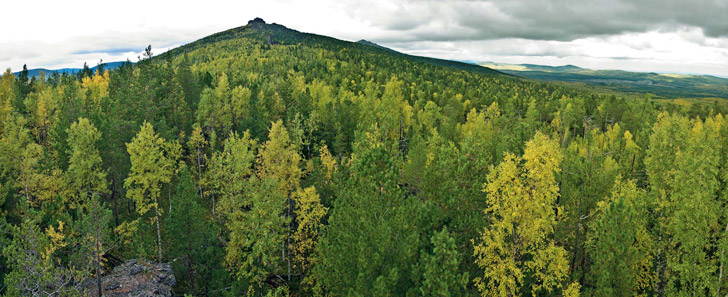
top-left (1, 19), bottom-right (728, 297)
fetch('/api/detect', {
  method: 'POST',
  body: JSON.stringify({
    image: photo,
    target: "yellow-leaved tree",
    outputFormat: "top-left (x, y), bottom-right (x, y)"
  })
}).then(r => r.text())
top-left (124, 121), bottom-right (180, 261)
top-left (256, 120), bottom-right (302, 283)
top-left (208, 130), bottom-right (257, 218)
top-left (0, 69), bottom-right (15, 130)
top-left (474, 132), bottom-right (576, 296)
top-left (187, 124), bottom-right (207, 204)
top-left (1, 114), bottom-right (60, 207)
top-left (292, 186), bottom-right (327, 292)
top-left (80, 69), bottom-right (109, 113)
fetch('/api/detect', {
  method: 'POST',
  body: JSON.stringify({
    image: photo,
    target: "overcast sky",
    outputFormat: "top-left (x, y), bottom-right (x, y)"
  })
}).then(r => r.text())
top-left (2, 0), bottom-right (727, 76)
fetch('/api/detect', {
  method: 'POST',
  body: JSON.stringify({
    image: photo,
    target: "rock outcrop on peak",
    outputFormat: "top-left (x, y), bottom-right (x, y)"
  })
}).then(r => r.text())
top-left (248, 17), bottom-right (266, 25)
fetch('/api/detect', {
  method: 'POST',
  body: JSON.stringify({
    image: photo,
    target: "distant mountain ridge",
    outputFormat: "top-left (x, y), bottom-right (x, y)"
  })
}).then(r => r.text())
top-left (480, 61), bottom-right (728, 99)
top-left (354, 40), bottom-right (504, 76)
top-left (13, 61), bottom-right (130, 78)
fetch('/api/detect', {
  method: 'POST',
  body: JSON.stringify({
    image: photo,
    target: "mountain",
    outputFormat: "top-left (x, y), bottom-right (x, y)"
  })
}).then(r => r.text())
top-left (158, 19), bottom-right (503, 76)
top-left (14, 61), bottom-right (130, 78)
top-left (479, 61), bottom-right (728, 99)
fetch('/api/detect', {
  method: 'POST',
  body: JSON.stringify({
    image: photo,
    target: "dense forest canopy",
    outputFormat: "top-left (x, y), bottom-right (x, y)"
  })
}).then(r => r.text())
top-left (1, 19), bottom-right (728, 297)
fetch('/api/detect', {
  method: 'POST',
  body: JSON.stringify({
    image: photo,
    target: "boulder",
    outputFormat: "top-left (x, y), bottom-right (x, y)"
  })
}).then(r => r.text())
top-left (81, 259), bottom-right (175, 297)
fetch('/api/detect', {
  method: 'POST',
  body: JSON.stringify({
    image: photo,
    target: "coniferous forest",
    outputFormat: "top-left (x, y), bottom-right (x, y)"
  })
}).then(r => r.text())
top-left (2, 20), bottom-right (728, 297)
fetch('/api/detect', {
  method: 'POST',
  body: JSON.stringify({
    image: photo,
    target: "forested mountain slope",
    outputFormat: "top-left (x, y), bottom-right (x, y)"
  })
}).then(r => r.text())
top-left (1, 18), bottom-right (727, 297)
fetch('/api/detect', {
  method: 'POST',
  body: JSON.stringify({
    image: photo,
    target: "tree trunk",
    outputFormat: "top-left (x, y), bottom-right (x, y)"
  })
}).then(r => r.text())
top-left (570, 181), bottom-right (585, 281)
top-left (96, 242), bottom-right (103, 297)
top-left (154, 195), bottom-right (163, 261)
top-left (127, 190), bottom-right (132, 215)
top-left (23, 173), bottom-right (30, 204)
top-left (287, 195), bottom-right (292, 283)
top-left (718, 221), bottom-right (728, 296)
top-left (92, 206), bottom-right (104, 297)
top-left (655, 235), bottom-right (667, 297)
top-left (196, 147), bottom-right (204, 201)
top-left (112, 176), bottom-right (119, 227)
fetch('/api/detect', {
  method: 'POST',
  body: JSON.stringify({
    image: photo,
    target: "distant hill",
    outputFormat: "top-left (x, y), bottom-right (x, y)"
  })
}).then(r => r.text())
top-left (479, 62), bottom-right (728, 99)
top-left (13, 61), bottom-right (131, 78)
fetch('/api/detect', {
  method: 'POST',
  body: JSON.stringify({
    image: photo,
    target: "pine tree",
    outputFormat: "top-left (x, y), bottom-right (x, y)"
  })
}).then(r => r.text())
top-left (164, 170), bottom-right (228, 294)
top-left (75, 194), bottom-right (113, 297)
top-left (3, 212), bottom-right (83, 296)
top-left (588, 180), bottom-right (642, 297)
top-left (419, 226), bottom-right (469, 297)
top-left (318, 129), bottom-right (420, 296)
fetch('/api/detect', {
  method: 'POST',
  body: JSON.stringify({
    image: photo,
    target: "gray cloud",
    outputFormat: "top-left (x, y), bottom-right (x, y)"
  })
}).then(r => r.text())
top-left (382, 27), bottom-right (728, 76)
top-left (341, 0), bottom-right (728, 42)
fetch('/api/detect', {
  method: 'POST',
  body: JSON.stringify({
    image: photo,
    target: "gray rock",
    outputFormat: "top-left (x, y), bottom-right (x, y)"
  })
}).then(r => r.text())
top-left (248, 17), bottom-right (266, 25)
top-left (81, 259), bottom-right (175, 297)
